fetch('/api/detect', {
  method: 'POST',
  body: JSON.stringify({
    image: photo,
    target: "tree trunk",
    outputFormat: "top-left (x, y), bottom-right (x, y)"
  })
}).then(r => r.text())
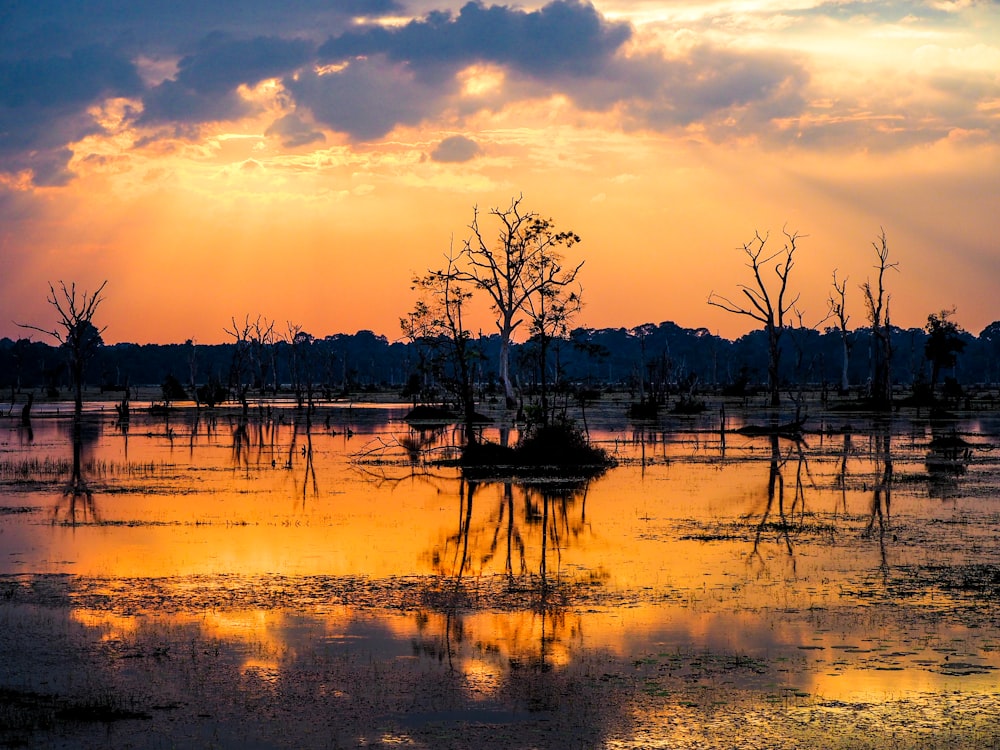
top-left (870, 330), bottom-right (892, 410)
top-left (767, 327), bottom-right (781, 408)
top-left (498, 320), bottom-right (518, 409)
top-left (840, 337), bottom-right (850, 393)
top-left (72, 359), bottom-right (84, 418)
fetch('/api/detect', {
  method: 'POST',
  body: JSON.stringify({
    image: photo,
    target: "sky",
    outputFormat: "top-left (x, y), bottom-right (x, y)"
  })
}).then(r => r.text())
top-left (0, 0), bottom-right (998, 345)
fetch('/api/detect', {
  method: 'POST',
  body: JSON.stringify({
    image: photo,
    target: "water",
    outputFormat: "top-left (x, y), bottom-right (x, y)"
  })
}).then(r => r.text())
top-left (2, 400), bottom-right (1000, 747)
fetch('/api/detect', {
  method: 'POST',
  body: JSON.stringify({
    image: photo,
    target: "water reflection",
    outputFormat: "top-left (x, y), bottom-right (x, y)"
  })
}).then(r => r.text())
top-left (423, 478), bottom-right (597, 674)
top-left (53, 417), bottom-right (100, 526)
top-left (745, 434), bottom-right (810, 575)
top-left (13, 602), bottom-right (637, 748)
top-left (863, 421), bottom-right (893, 575)
top-left (925, 423), bottom-right (973, 500)
top-left (4, 406), bottom-right (1000, 748)
top-left (429, 479), bottom-right (592, 585)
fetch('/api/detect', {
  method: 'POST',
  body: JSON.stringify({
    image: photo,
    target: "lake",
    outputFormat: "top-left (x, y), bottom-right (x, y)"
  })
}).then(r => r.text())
top-left (2, 396), bottom-right (1000, 748)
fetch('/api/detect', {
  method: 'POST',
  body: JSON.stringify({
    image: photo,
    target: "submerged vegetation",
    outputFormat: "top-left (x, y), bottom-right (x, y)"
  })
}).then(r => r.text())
top-left (461, 419), bottom-right (614, 478)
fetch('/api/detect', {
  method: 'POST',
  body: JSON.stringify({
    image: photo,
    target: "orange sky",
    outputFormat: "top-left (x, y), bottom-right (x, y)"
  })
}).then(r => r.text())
top-left (1, 0), bottom-right (998, 344)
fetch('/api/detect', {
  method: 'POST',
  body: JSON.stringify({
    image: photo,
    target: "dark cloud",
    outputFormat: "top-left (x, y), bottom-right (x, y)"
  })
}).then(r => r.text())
top-left (0, 45), bottom-right (142, 108)
top-left (0, 1), bottom-right (402, 59)
top-left (140, 33), bottom-right (314, 125)
top-left (0, 45), bottom-right (143, 183)
top-left (298, 0), bottom-right (633, 139)
top-left (430, 134), bottom-right (480, 162)
top-left (171, 33), bottom-right (314, 95)
top-left (287, 57), bottom-right (453, 141)
top-left (26, 148), bottom-right (77, 187)
top-left (265, 113), bottom-right (326, 148)
top-left (140, 81), bottom-right (255, 126)
top-left (0, 0), bottom-right (399, 184)
top-left (310, 3), bottom-right (814, 142)
top-left (319, 0), bottom-right (632, 79)
top-left (0, 0), bottom-right (987, 185)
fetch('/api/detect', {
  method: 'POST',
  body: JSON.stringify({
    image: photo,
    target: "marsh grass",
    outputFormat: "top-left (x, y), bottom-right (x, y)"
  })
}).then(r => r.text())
top-left (0, 457), bottom-right (169, 482)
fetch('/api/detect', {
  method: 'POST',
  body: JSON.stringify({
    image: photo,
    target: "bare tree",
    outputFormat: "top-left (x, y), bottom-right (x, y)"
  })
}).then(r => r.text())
top-left (861, 229), bottom-right (897, 409)
top-left (522, 244), bottom-right (583, 426)
top-left (17, 280), bottom-right (108, 417)
top-left (829, 270), bottom-right (852, 393)
top-left (250, 316), bottom-right (278, 397)
top-left (225, 315), bottom-right (254, 416)
top-left (403, 244), bottom-right (479, 445)
top-left (224, 314), bottom-right (279, 415)
top-left (286, 322), bottom-right (317, 412)
top-left (458, 196), bottom-right (582, 409)
top-left (708, 229), bottom-right (802, 408)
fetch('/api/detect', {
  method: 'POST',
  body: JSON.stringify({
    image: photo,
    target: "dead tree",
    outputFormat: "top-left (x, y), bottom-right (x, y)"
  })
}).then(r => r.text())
top-left (522, 244), bottom-right (583, 427)
top-left (829, 270), bottom-right (852, 393)
top-left (862, 229), bottom-right (898, 410)
top-left (404, 244), bottom-right (479, 445)
top-left (17, 280), bottom-right (108, 417)
top-left (458, 196), bottom-right (582, 409)
top-left (250, 316), bottom-right (278, 397)
top-left (708, 229), bottom-right (802, 408)
top-left (225, 316), bottom-right (255, 416)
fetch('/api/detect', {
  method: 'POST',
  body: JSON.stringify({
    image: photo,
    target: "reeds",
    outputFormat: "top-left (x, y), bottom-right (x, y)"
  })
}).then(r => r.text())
top-left (0, 457), bottom-right (72, 479)
top-left (0, 457), bottom-right (166, 480)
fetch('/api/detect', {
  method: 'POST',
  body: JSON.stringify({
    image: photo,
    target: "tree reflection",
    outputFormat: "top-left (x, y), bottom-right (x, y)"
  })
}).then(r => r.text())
top-left (863, 421), bottom-right (893, 576)
top-left (430, 479), bottom-right (591, 587)
top-left (53, 417), bottom-right (99, 526)
top-left (424, 478), bottom-right (595, 673)
top-left (925, 423), bottom-right (972, 500)
top-left (746, 434), bottom-right (810, 575)
top-left (834, 429), bottom-right (852, 516)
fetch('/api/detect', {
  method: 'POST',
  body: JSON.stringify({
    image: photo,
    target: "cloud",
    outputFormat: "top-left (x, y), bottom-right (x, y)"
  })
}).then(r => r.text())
top-left (0, 45), bottom-right (142, 108)
top-left (140, 33), bottom-right (314, 125)
top-left (1, 0), bottom-right (996, 186)
top-left (0, 1), bottom-right (397, 184)
top-left (265, 113), bottom-right (326, 148)
top-left (430, 135), bottom-right (481, 162)
top-left (311, 2), bottom-right (813, 142)
top-left (319, 0), bottom-right (632, 80)
top-left (0, 1), bottom-right (402, 58)
top-left (0, 45), bottom-right (144, 184)
top-left (172, 33), bottom-right (314, 95)
top-left (287, 57), bottom-right (454, 141)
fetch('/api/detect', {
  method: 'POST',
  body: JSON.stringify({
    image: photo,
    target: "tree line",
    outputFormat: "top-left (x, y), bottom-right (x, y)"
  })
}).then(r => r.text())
top-left (6, 201), bottom-right (1000, 414)
top-left (3, 317), bottom-right (999, 402)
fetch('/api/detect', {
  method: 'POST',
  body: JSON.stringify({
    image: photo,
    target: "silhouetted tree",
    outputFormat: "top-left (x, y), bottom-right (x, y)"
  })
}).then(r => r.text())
top-left (458, 196), bottom-right (582, 409)
top-left (224, 315), bottom-right (254, 415)
top-left (287, 323), bottom-right (317, 410)
top-left (161, 373), bottom-right (188, 404)
top-left (17, 280), bottom-right (107, 417)
top-left (925, 308), bottom-right (966, 396)
top-left (522, 245), bottom-right (582, 426)
top-left (403, 245), bottom-right (479, 445)
top-left (249, 316), bottom-right (278, 396)
top-left (829, 270), bottom-right (852, 392)
top-left (708, 229), bottom-right (802, 407)
top-left (862, 229), bottom-right (897, 409)
top-left (980, 321), bottom-right (1000, 385)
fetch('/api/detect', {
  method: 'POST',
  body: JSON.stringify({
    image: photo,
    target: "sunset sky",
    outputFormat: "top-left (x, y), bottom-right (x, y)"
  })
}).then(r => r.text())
top-left (1, 0), bottom-right (997, 344)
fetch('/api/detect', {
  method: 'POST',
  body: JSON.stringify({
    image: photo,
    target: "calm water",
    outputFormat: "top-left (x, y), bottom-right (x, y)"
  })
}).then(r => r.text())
top-left (2, 400), bottom-right (1000, 747)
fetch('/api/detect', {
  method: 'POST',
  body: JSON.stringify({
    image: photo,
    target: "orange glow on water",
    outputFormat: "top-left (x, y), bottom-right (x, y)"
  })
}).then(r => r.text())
top-left (4, 406), bottom-right (1000, 715)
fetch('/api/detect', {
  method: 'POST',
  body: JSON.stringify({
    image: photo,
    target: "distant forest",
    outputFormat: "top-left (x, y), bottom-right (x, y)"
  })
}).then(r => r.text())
top-left (3, 319), bottom-right (1000, 402)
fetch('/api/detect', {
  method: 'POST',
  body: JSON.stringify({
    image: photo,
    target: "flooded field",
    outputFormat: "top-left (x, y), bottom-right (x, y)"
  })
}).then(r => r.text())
top-left (2, 397), bottom-right (1000, 748)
